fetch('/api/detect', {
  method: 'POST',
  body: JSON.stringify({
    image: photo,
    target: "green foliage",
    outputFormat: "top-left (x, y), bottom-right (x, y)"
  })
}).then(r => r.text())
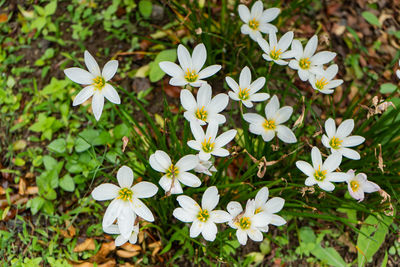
top-left (139, 0), bottom-right (153, 18)
top-left (149, 49), bottom-right (177, 82)
top-left (361, 11), bottom-right (380, 27)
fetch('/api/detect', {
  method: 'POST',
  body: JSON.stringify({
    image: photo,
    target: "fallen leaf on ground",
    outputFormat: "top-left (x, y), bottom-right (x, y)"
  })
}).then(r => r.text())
top-left (73, 238), bottom-right (96, 252)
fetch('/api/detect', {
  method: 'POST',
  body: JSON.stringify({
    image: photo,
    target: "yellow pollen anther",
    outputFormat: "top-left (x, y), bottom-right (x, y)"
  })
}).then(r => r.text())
top-left (201, 137), bottom-right (215, 153)
top-left (350, 180), bottom-right (360, 191)
top-left (248, 18), bottom-right (260, 30)
top-left (195, 106), bottom-right (208, 121)
top-left (117, 187), bottom-right (133, 201)
top-left (238, 217), bottom-right (251, 230)
top-left (238, 87), bottom-right (250, 100)
top-left (299, 58), bottom-right (311, 70)
top-left (263, 119), bottom-right (276, 130)
top-left (314, 165), bottom-right (327, 182)
top-left (184, 69), bottom-right (198, 83)
top-left (315, 77), bottom-right (329, 90)
top-left (329, 136), bottom-right (342, 149)
top-left (270, 46), bottom-right (282, 60)
top-left (254, 207), bottom-right (262, 214)
top-left (197, 208), bottom-right (209, 222)
top-left (93, 76), bottom-right (105, 90)
top-left (166, 164), bottom-right (179, 178)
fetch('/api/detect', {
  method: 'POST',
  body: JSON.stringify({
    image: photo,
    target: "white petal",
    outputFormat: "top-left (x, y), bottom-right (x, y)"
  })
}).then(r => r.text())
top-left (243, 113), bottom-right (265, 124)
top-left (208, 93), bottom-right (229, 114)
top-left (305, 177), bottom-right (317, 186)
top-left (199, 151), bottom-right (211, 161)
top-left (239, 66), bottom-right (251, 88)
top-left (92, 93), bottom-right (104, 121)
top-left (202, 186), bottom-right (219, 211)
top-left (102, 83), bottom-right (120, 104)
top-left (296, 161), bottom-right (314, 177)
top-left (176, 154), bottom-right (198, 171)
top-left (64, 67), bottom-right (94, 85)
top-left (251, 0), bottom-right (263, 18)
top-left (170, 179), bottom-right (184, 194)
top-left (118, 204), bottom-right (135, 238)
top-left (249, 77), bottom-right (266, 93)
top-left (173, 207), bottom-right (195, 222)
top-left (257, 37), bottom-right (270, 54)
top-left (265, 95), bottom-right (279, 119)
top-left (84, 50), bottom-right (101, 76)
top-left (73, 85), bottom-right (95, 106)
top-left (117, 165), bottom-right (134, 188)
top-left (362, 181), bottom-right (380, 193)
top-left (215, 129), bottom-right (237, 147)
top-left (342, 136), bottom-right (365, 147)
top-left (198, 65), bottom-right (221, 79)
top-left (277, 31), bottom-right (293, 52)
top-left (250, 93), bottom-right (269, 102)
top-left (192, 43), bottom-right (207, 72)
top-left (177, 44), bottom-right (192, 71)
top-left (260, 8), bottom-right (280, 23)
top-left (241, 24), bottom-right (251, 35)
top-left (178, 172), bottom-right (201, 188)
top-left (311, 51), bottom-right (336, 65)
top-left (149, 154), bottom-right (166, 172)
top-left (91, 183), bottom-right (119, 201)
top-left (159, 175), bottom-right (172, 192)
top-left (298, 69), bottom-right (310, 81)
top-left (318, 181), bottom-right (335, 192)
top-left (154, 150), bottom-right (172, 170)
top-left (202, 222), bottom-right (218, 241)
top-left (255, 187), bottom-right (269, 207)
top-left (131, 198), bottom-right (154, 222)
top-left (248, 228), bottom-right (263, 242)
top-left (229, 91), bottom-right (240, 101)
top-left (226, 76), bottom-right (239, 93)
top-left (326, 79), bottom-right (343, 89)
top-left (274, 106), bottom-right (293, 124)
top-left (238, 4), bottom-right (250, 23)
top-left (348, 184), bottom-right (364, 201)
top-left (252, 212), bottom-right (270, 227)
top-left (336, 119), bottom-right (354, 138)
top-left (340, 148), bottom-right (361, 160)
top-left (177, 195), bottom-right (200, 211)
top-left (324, 118), bottom-right (336, 138)
top-left (270, 214), bottom-right (286, 226)
top-left (102, 198), bottom-right (122, 227)
top-left (102, 60), bottom-right (118, 81)
top-left (261, 130), bottom-right (275, 142)
top-left (187, 140), bottom-right (201, 151)
top-left (170, 77), bottom-right (187, 86)
top-left (197, 83), bottom-right (212, 107)
top-left (227, 201), bottom-right (243, 217)
top-left (212, 148), bottom-right (230, 157)
top-left (131, 182), bottom-right (158, 198)
top-left (236, 229), bottom-right (248, 245)
top-left (129, 231), bottom-right (138, 244)
top-left (269, 31), bottom-right (278, 48)
top-left (304, 35), bottom-right (318, 58)
top-left (115, 235), bottom-right (129, 246)
top-left (325, 64), bottom-right (339, 80)
top-left (276, 125), bottom-right (297, 143)
top-left (190, 220), bottom-right (203, 238)
top-left (327, 172), bottom-right (349, 182)
top-left (291, 40), bottom-right (303, 60)
top-left (210, 210), bottom-right (232, 223)
top-left (205, 122), bottom-right (218, 140)
top-left (249, 30), bottom-right (262, 42)
top-left (159, 61), bottom-right (184, 77)
top-left (311, 147), bottom-right (322, 169)
top-left (265, 197), bottom-right (285, 213)
top-left (323, 152), bottom-right (342, 172)
top-left (180, 89), bottom-right (196, 111)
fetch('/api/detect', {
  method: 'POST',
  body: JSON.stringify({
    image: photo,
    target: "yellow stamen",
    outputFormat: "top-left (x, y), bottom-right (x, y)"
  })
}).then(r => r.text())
top-left (315, 77), bottom-right (329, 90)
top-left (248, 18), bottom-right (259, 30)
top-left (195, 106), bottom-right (208, 121)
top-left (184, 69), bottom-right (198, 83)
top-left (329, 136), bottom-right (342, 149)
top-left (270, 46), bottom-right (282, 60)
top-left (350, 180), bottom-right (360, 192)
top-left (237, 217), bottom-right (251, 230)
top-left (201, 137), bottom-right (215, 153)
top-left (197, 208), bottom-right (209, 222)
top-left (254, 207), bottom-right (262, 214)
top-left (238, 87), bottom-right (250, 100)
top-left (314, 165), bottom-right (327, 182)
top-left (117, 187), bottom-right (133, 201)
top-left (166, 164), bottom-right (179, 178)
top-left (263, 119), bottom-right (276, 130)
top-left (299, 58), bottom-right (311, 70)
top-left (93, 76), bottom-right (105, 90)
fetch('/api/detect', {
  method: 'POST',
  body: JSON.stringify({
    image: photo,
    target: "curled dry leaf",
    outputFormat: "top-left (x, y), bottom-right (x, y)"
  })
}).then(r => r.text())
top-left (122, 136), bottom-right (129, 152)
top-left (26, 186), bottom-right (38, 195)
top-left (92, 242), bottom-right (116, 263)
top-left (116, 250), bottom-right (140, 258)
top-left (73, 238), bottom-right (96, 252)
top-left (293, 96), bottom-right (305, 128)
top-left (18, 178), bottom-right (26, 195)
top-left (0, 186), bottom-right (5, 195)
top-left (120, 243), bottom-right (141, 252)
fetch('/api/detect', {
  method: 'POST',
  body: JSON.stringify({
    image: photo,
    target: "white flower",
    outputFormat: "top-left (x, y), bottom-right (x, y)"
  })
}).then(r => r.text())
top-left (64, 50), bottom-right (120, 121)
top-left (253, 187), bottom-right (286, 232)
top-left (188, 121), bottom-right (237, 161)
top-left (149, 151), bottom-right (201, 195)
top-left (91, 166), bottom-right (158, 238)
top-left (345, 170), bottom-right (380, 202)
top-left (159, 43), bottom-right (221, 87)
top-left (309, 64), bottom-right (343, 94)
top-left (173, 186), bottom-right (231, 241)
top-left (397, 60), bottom-right (400, 79)
top-left (180, 83), bottom-right (229, 125)
top-left (227, 200), bottom-right (270, 245)
top-left (322, 118), bottom-right (365, 160)
top-left (238, 1), bottom-right (280, 41)
top-left (194, 155), bottom-right (217, 176)
top-left (226, 66), bottom-right (269, 108)
top-left (103, 223), bottom-right (139, 246)
top-left (243, 95), bottom-right (297, 143)
top-left (257, 31), bottom-right (295, 65)
top-left (295, 147), bottom-right (349, 192)
top-left (288, 35), bottom-right (336, 81)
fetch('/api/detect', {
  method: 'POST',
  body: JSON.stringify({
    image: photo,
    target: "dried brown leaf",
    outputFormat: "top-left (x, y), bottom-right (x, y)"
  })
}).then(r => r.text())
top-left (73, 238), bottom-right (96, 252)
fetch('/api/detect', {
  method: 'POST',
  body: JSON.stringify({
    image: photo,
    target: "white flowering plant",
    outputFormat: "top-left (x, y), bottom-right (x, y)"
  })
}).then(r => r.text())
top-left (4, 0), bottom-right (400, 266)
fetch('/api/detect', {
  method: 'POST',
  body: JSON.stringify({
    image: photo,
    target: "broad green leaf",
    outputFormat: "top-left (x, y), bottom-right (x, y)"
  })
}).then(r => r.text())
top-left (29, 197), bottom-right (45, 215)
top-left (379, 83), bottom-right (397, 94)
top-left (75, 137), bottom-right (91, 153)
top-left (312, 245), bottom-right (347, 267)
top-left (43, 155), bottom-right (57, 170)
top-left (149, 49), bottom-right (177, 82)
top-left (139, 0), bottom-right (152, 18)
top-left (114, 123), bottom-right (130, 139)
top-left (59, 175), bottom-right (75, 192)
top-left (48, 138), bottom-right (66, 154)
top-left (362, 11), bottom-right (380, 27)
top-left (44, 1), bottom-right (57, 15)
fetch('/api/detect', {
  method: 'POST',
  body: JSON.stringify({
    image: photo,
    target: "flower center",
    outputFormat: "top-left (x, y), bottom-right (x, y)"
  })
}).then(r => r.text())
top-left (254, 207), bottom-right (262, 214)
top-left (184, 69), bottom-right (198, 83)
top-left (195, 106), bottom-right (208, 121)
top-left (314, 165), bottom-right (327, 182)
top-left (197, 208), bottom-right (209, 222)
top-left (93, 76), bottom-right (105, 90)
top-left (238, 87), bottom-right (250, 100)
top-left (350, 180), bottom-right (360, 192)
top-left (248, 18), bottom-right (259, 30)
top-left (315, 77), bottom-right (329, 90)
top-left (263, 119), bottom-right (276, 130)
top-left (166, 164), bottom-right (179, 178)
top-left (117, 187), bottom-right (133, 201)
top-left (299, 58), bottom-right (311, 70)
top-left (238, 217), bottom-right (251, 230)
top-left (270, 46), bottom-right (282, 60)
top-left (329, 136), bottom-right (342, 149)
top-left (201, 137), bottom-right (215, 153)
